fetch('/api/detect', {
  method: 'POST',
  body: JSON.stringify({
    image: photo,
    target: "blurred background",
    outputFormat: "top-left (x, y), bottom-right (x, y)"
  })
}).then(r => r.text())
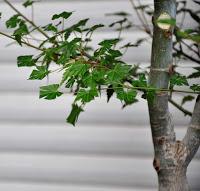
top-left (0, 0), bottom-right (199, 190)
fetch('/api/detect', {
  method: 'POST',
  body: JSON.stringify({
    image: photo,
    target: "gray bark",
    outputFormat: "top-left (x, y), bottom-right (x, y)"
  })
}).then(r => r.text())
top-left (148, 0), bottom-right (200, 190)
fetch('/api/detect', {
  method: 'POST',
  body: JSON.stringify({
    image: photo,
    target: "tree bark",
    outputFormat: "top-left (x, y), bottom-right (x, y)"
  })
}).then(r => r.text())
top-left (148, 0), bottom-right (199, 190)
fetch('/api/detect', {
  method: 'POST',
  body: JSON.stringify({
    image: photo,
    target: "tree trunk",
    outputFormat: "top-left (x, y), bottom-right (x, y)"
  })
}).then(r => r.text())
top-left (148, 0), bottom-right (200, 191)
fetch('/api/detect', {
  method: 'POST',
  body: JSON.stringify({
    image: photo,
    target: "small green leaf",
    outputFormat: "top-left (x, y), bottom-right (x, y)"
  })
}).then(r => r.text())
top-left (107, 63), bottom-right (131, 84)
top-left (170, 73), bottom-right (189, 86)
top-left (132, 74), bottom-right (147, 88)
top-left (6, 15), bottom-right (21, 28)
top-left (52, 11), bottom-right (73, 20)
top-left (175, 29), bottom-right (200, 43)
top-left (39, 84), bottom-right (63, 100)
top-left (62, 60), bottom-right (90, 82)
top-left (42, 23), bottom-right (58, 32)
top-left (75, 88), bottom-right (98, 103)
top-left (17, 55), bottom-right (36, 67)
top-left (82, 74), bottom-right (97, 88)
top-left (181, 95), bottom-right (195, 105)
top-left (99, 38), bottom-right (119, 49)
top-left (29, 66), bottom-right (49, 80)
top-left (115, 87), bottom-right (137, 105)
top-left (14, 21), bottom-right (29, 35)
top-left (67, 104), bottom-right (84, 126)
top-left (70, 18), bottom-right (89, 32)
top-left (190, 84), bottom-right (200, 92)
top-left (107, 49), bottom-right (122, 58)
top-left (23, 0), bottom-right (34, 7)
top-left (13, 21), bottom-right (29, 45)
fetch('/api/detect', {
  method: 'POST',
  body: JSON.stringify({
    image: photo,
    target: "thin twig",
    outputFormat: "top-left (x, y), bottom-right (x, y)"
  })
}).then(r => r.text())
top-left (181, 40), bottom-right (200, 56)
top-left (0, 31), bottom-right (44, 51)
top-left (129, 0), bottom-right (152, 36)
top-left (169, 98), bottom-right (192, 116)
top-left (174, 47), bottom-right (200, 64)
top-left (137, 0), bottom-right (152, 35)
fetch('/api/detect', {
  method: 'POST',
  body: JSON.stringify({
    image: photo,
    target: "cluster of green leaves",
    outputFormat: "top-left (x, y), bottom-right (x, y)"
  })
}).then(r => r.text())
top-left (2, 1), bottom-right (159, 125)
top-left (1, 0), bottom-right (199, 124)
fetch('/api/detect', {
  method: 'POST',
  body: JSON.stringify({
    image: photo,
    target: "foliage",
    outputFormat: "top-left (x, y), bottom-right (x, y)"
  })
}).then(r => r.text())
top-left (0, 0), bottom-right (199, 125)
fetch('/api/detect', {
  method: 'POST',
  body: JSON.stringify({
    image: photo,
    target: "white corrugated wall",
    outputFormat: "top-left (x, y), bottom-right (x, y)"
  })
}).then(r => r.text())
top-left (0, 0), bottom-right (199, 190)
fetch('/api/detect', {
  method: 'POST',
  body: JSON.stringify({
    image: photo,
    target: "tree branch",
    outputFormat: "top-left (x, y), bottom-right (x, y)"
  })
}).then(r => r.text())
top-left (169, 98), bottom-right (192, 117)
top-left (173, 47), bottom-right (200, 64)
top-left (0, 31), bottom-right (44, 51)
top-left (183, 95), bottom-right (200, 166)
top-left (129, 0), bottom-right (152, 35)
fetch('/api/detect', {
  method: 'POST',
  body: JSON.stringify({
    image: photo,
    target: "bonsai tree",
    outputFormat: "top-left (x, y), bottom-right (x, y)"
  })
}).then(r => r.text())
top-left (0, 0), bottom-right (199, 190)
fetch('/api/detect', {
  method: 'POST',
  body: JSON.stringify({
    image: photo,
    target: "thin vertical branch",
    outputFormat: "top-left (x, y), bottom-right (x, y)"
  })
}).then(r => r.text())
top-left (129, 0), bottom-right (152, 35)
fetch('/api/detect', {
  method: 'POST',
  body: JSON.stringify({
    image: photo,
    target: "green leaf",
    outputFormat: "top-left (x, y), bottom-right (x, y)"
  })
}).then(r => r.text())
top-left (132, 74), bottom-right (147, 88)
top-left (39, 84), bottom-right (63, 100)
top-left (115, 87), bottom-right (137, 104)
top-left (70, 18), bottom-right (89, 32)
top-left (17, 55), bottom-right (36, 67)
top-left (170, 73), bottom-right (189, 86)
top-left (107, 63), bottom-right (131, 83)
top-left (181, 95), bottom-right (195, 105)
top-left (107, 49), bottom-right (122, 58)
top-left (67, 104), bottom-right (84, 126)
top-left (42, 23), bottom-right (58, 32)
top-left (75, 88), bottom-right (98, 103)
top-left (82, 74), bottom-right (97, 88)
top-left (14, 21), bottom-right (29, 35)
top-left (23, 0), bottom-right (34, 7)
top-left (190, 84), bottom-right (200, 92)
top-left (62, 60), bottom-right (90, 82)
top-left (6, 15), bottom-right (21, 28)
top-left (13, 21), bottom-right (29, 45)
top-left (29, 66), bottom-right (49, 80)
top-left (52, 11), bottom-right (73, 20)
top-left (99, 38), bottom-right (119, 49)
top-left (175, 29), bottom-right (200, 43)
